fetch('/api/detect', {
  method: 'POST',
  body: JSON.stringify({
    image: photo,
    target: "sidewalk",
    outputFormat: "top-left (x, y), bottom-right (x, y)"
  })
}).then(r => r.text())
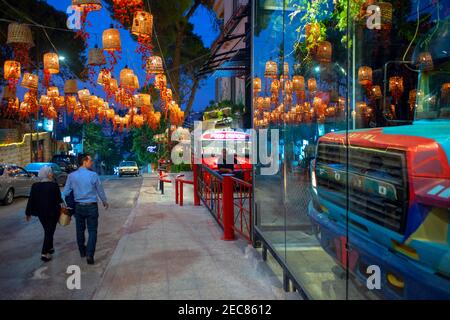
top-left (93, 174), bottom-right (299, 300)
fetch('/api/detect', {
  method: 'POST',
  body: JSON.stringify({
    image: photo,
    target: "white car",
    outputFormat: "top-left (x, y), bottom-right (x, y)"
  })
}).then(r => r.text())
top-left (0, 164), bottom-right (39, 205)
top-left (118, 161), bottom-right (140, 177)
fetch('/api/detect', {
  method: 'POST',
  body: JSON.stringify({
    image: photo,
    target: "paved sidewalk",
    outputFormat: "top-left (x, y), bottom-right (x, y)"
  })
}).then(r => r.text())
top-left (93, 174), bottom-right (299, 300)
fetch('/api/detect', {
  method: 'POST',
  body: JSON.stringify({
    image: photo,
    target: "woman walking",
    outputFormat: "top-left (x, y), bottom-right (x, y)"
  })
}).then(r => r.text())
top-left (26, 166), bottom-right (63, 262)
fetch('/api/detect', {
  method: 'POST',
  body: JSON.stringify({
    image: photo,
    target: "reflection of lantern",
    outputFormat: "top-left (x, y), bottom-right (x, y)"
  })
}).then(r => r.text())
top-left (120, 67), bottom-right (135, 88)
top-left (376, 2), bottom-right (393, 29)
top-left (102, 27), bottom-right (121, 51)
top-left (283, 62), bottom-right (289, 78)
top-left (21, 73), bottom-right (38, 90)
top-left (308, 78), bottom-right (317, 92)
top-left (370, 85), bottom-right (382, 99)
top-left (78, 89), bottom-right (91, 104)
top-left (64, 79), bottom-right (78, 94)
top-left (4, 60), bottom-right (21, 80)
top-left (305, 22), bottom-right (320, 45)
top-left (6, 23), bottom-right (34, 47)
top-left (441, 83), bottom-right (450, 101)
top-left (293, 75), bottom-right (305, 91)
top-left (358, 66), bottom-right (373, 86)
top-left (155, 74), bottom-right (167, 89)
top-left (263, 97), bottom-right (271, 110)
top-left (97, 69), bottom-right (111, 86)
top-left (146, 56), bottom-right (164, 74)
top-left (315, 41), bottom-right (332, 63)
top-left (416, 52), bottom-right (434, 71)
top-left (408, 89), bottom-right (417, 107)
top-left (284, 80), bottom-right (293, 94)
top-left (253, 77), bottom-right (261, 92)
top-left (264, 60), bottom-right (277, 78)
top-left (389, 76), bottom-right (404, 99)
top-left (47, 87), bottom-right (59, 98)
top-left (43, 52), bottom-right (59, 74)
top-left (88, 47), bottom-right (106, 66)
top-left (72, 0), bottom-right (102, 11)
top-left (356, 101), bottom-right (367, 113)
top-left (132, 11), bottom-right (153, 38)
top-left (270, 79), bottom-right (280, 94)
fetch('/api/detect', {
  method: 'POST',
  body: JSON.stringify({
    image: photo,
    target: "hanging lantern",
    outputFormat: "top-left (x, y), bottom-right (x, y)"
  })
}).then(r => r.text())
top-left (2, 86), bottom-right (16, 100)
top-left (308, 78), bottom-right (317, 92)
top-left (253, 77), bottom-right (262, 92)
top-left (358, 66), bottom-right (373, 86)
top-left (132, 11), bottom-right (153, 39)
top-left (88, 46), bottom-right (106, 66)
top-left (263, 97), bottom-right (271, 110)
top-left (72, 0), bottom-right (102, 11)
top-left (43, 52), bottom-right (60, 74)
top-left (146, 56), bottom-right (164, 74)
top-left (416, 52), bottom-right (434, 71)
top-left (283, 62), bottom-right (289, 78)
top-left (315, 41), bottom-right (332, 63)
top-left (97, 69), bottom-right (111, 86)
top-left (270, 79), bottom-right (280, 94)
top-left (120, 67), bottom-right (135, 88)
top-left (4, 60), bottom-right (21, 80)
top-left (293, 75), bottom-right (305, 92)
top-left (389, 76), bottom-right (404, 99)
top-left (78, 89), bottom-right (91, 104)
top-left (64, 79), bottom-right (78, 95)
top-left (376, 2), bottom-right (393, 29)
top-left (370, 85), bottom-right (382, 100)
top-left (6, 23), bottom-right (34, 48)
top-left (40, 95), bottom-right (51, 106)
top-left (264, 60), bottom-right (277, 78)
top-left (162, 88), bottom-right (173, 101)
top-left (133, 75), bottom-right (140, 90)
top-left (21, 73), bottom-right (38, 90)
top-left (102, 27), bottom-right (121, 52)
top-left (284, 80), bottom-right (293, 94)
top-left (155, 74), bottom-right (167, 89)
top-left (108, 78), bottom-right (119, 93)
top-left (47, 87), bottom-right (59, 98)
top-left (135, 94), bottom-right (151, 108)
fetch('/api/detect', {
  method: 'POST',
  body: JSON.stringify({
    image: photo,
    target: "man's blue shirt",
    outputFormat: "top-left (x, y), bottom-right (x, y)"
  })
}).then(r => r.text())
top-left (63, 167), bottom-right (107, 204)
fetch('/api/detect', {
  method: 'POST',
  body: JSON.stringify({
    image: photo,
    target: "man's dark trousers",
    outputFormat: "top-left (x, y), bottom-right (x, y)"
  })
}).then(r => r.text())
top-left (74, 203), bottom-right (99, 257)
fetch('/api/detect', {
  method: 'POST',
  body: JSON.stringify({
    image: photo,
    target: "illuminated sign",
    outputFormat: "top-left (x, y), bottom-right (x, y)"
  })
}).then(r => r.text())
top-left (147, 145), bottom-right (157, 153)
top-left (202, 131), bottom-right (250, 141)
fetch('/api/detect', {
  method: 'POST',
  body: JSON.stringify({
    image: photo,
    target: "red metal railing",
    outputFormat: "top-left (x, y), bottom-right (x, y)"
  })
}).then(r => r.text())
top-left (195, 164), bottom-right (253, 243)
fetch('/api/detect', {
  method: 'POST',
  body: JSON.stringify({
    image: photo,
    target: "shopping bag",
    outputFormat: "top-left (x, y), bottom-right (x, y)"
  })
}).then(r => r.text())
top-left (59, 207), bottom-right (71, 226)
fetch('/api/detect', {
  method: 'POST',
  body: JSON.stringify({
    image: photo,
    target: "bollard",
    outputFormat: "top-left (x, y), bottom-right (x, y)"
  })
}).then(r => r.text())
top-left (222, 175), bottom-right (235, 241)
top-left (193, 164), bottom-right (201, 206)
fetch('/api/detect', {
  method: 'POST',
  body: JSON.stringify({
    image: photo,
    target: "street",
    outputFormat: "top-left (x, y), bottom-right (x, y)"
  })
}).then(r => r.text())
top-left (0, 175), bottom-right (143, 299)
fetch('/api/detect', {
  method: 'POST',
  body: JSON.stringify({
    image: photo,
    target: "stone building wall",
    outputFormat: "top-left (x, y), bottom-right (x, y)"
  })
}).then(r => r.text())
top-left (0, 132), bottom-right (52, 167)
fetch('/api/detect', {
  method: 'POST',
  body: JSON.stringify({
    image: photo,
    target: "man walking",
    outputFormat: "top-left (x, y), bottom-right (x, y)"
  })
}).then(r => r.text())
top-left (63, 153), bottom-right (109, 265)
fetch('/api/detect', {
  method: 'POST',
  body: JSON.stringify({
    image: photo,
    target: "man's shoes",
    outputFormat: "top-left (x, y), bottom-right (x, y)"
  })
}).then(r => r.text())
top-left (41, 255), bottom-right (52, 262)
top-left (86, 256), bottom-right (95, 265)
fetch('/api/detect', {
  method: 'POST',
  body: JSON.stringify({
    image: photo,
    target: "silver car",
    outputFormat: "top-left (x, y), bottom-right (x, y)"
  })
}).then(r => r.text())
top-left (0, 164), bottom-right (38, 205)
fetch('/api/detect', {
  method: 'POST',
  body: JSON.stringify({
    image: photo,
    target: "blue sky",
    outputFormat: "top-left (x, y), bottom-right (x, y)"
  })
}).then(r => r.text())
top-left (46, 0), bottom-right (218, 112)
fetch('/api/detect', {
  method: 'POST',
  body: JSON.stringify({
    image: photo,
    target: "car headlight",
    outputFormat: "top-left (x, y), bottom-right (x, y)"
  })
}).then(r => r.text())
top-left (311, 159), bottom-right (317, 195)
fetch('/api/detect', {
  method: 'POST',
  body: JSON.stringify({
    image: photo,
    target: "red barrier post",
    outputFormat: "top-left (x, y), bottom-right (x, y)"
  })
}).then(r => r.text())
top-left (222, 175), bottom-right (235, 241)
top-left (193, 164), bottom-right (200, 206)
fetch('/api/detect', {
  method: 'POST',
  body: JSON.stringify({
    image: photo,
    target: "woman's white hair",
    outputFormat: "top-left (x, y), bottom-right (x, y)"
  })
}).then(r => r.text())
top-left (38, 166), bottom-right (53, 182)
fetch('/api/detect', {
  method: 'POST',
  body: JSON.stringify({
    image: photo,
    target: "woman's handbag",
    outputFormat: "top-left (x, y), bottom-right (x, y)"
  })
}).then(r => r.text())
top-left (59, 206), bottom-right (71, 226)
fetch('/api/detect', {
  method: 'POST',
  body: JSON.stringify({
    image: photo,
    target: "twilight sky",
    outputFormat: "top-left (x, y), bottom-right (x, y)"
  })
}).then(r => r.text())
top-left (46, 0), bottom-right (219, 112)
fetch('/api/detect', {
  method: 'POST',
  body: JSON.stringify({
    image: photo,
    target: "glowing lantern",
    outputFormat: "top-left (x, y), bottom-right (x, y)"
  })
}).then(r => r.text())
top-left (135, 94), bottom-right (152, 108)
top-left (283, 62), bottom-right (289, 78)
top-left (78, 89), bottom-right (91, 104)
top-left (21, 73), bottom-right (38, 90)
top-left (43, 52), bottom-right (60, 74)
top-left (253, 77), bottom-right (262, 92)
top-left (133, 75), bottom-right (140, 89)
top-left (356, 101), bottom-right (367, 113)
top-left (107, 78), bottom-right (119, 93)
top-left (308, 78), bottom-right (317, 92)
top-left (264, 60), bottom-right (277, 78)
top-left (315, 41), bottom-right (332, 63)
top-left (270, 79), bottom-right (280, 94)
top-left (132, 11), bottom-right (153, 39)
top-left (102, 26), bottom-right (121, 52)
top-left (376, 2), bottom-right (393, 29)
top-left (88, 46), bottom-right (106, 66)
top-left (64, 79), bottom-right (78, 95)
top-left (293, 75), bottom-right (305, 92)
top-left (389, 76), bottom-right (404, 99)
top-left (358, 66), bottom-right (373, 86)
top-left (4, 60), bottom-right (21, 80)
top-left (72, 0), bottom-right (102, 11)
top-left (146, 56), bottom-right (164, 74)
top-left (97, 69), bottom-right (111, 86)
top-left (416, 52), bottom-right (434, 71)
top-left (155, 74), bottom-right (167, 89)
top-left (120, 67), bottom-right (135, 88)
top-left (263, 97), bottom-right (271, 110)
top-left (6, 23), bottom-right (34, 48)
top-left (370, 85), bottom-right (382, 100)
top-left (47, 87), bottom-right (59, 98)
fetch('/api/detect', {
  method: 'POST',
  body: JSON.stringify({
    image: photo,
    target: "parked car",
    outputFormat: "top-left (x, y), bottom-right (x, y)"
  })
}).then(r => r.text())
top-left (51, 154), bottom-right (78, 173)
top-left (0, 164), bottom-right (38, 205)
top-left (24, 162), bottom-right (68, 186)
top-left (118, 161), bottom-right (140, 177)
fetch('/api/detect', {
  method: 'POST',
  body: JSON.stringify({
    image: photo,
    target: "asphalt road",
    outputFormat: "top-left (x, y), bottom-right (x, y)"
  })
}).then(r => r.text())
top-left (0, 175), bottom-right (143, 299)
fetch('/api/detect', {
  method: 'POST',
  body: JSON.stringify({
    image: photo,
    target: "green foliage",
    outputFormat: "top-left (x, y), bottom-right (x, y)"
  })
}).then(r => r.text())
top-left (131, 123), bottom-right (168, 166)
top-left (171, 163), bottom-right (192, 173)
top-left (204, 100), bottom-right (245, 115)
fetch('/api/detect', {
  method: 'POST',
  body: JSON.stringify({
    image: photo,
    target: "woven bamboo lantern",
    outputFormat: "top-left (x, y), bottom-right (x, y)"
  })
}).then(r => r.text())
top-left (2, 86), bottom-right (16, 100)
top-left (4, 60), bottom-right (21, 80)
top-left (88, 46), bottom-right (106, 66)
top-left (416, 52), bottom-right (434, 71)
top-left (284, 80), bottom-right (293, 94)
top-left (21, 73), bottom-right (38, 90)
top-left (264, 60), bottom-right (278, 78)
top-left (103, 26), bottom-right (121, 52)
top-left (308, 78), bottom-right (317, 92)
top-left (43, 52), bottom-right (60, 74)
top-left (315, 41), bottom-right (332, 63)
top-left (389, 76), bottom-right (404, 98)
top-left (293, 75), bottom-right (305, 92)
top-left (441, 83), bottom-right (450, 101)
top-left (78, 89), bottom-right (91, 104)
top-left (283, 62), bottom-right (289, 78)
top-left (120, 67), bottom-right (135, 88)
top-left (253, 77), bottom-right (262, 92)
top-left (133, 75), bottom-right (140, 89)
top-left (97, 69), bottom-right (111, 86)
top-left (40, 95), bottom-right (51, 106)
top-left (155, 74), bottom-right (167, 89)
top-left (72, 0), bottom-right (102, 11)
top-left (270, 79), bottom-right (280, 94)
top-left (47, 87), bottom-right (59, 98)
top-left (107, 78), bottom-right (119, 93)
top-left (376, 2), bottom-right (393, 29)
top-left (64, 79), bottom-right (78, 95)
top-left (263, 97), bottom-right (271, 110)
top-left (370, 85), bottom-right (382, 100)
top-left (162, 88), bottom-right (173, 101)
top-left (6, 23), bottom-right (34, 47)
top-left (132, 11), bottom-right (153, 39)
top-left (358, 66), bottom-right (373, 86)
top-left (135, 94), bottom-right (151, 108)
top-left (146, 56), bottom-right (164, 74)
